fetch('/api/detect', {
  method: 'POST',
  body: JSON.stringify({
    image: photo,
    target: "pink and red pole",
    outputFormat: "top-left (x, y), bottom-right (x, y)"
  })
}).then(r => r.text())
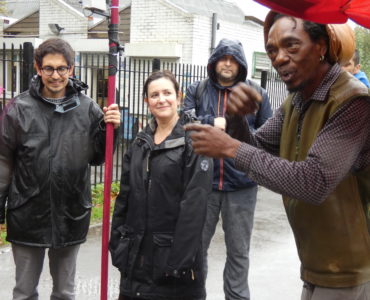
top-left (101, 0), bottom-right (120, 299)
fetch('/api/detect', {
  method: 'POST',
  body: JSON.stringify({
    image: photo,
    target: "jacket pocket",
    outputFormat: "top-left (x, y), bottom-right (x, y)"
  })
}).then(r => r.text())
top-left (63, 181), bottom-right (92, 221)
top-left (110, 225), bottom-right (133, 276)
top-left (152, 233), bottom-right (173, 282)
top-left (8, 182), bottom-right (40, 210)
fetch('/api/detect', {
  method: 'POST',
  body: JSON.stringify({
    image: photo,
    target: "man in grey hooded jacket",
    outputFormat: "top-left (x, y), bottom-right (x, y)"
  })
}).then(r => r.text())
top-left (184, 39), bottom-right (272, 300)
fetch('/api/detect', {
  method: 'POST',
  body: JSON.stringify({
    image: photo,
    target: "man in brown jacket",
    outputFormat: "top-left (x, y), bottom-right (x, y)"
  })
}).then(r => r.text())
top-left (185, 11), bottom-right (370, 300)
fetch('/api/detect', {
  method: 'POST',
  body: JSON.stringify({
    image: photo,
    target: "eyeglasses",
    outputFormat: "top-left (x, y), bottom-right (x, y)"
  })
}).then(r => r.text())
top-left (41, 66), bottom-right (70, 76)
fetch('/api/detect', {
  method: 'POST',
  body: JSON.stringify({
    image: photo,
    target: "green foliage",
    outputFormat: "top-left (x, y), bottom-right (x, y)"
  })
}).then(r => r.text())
top-left (90, 181), bottom-right (120, 224)
top-left (354, 27), bottom-right (370, 77)
top-left (0, 182), bottom-right (120, 247)
top-left (0, 227), bottom-right (6, 246)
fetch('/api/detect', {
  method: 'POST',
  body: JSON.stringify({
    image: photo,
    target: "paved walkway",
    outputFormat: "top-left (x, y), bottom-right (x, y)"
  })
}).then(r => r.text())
top-left (0, 187), bottom-right (302, 299)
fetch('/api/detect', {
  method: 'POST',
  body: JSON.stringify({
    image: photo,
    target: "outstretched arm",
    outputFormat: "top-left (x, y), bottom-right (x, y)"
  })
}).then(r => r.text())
top-left (186, 98), bottom-right (370, 205)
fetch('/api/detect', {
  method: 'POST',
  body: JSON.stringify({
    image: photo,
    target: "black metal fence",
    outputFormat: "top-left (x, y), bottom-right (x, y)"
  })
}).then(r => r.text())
top-left (1, 42), bottom-right (287, 185)
top-left (1, 42), bottom-right (209, 185)
top-left (261, 70), bottom-right (288, 110)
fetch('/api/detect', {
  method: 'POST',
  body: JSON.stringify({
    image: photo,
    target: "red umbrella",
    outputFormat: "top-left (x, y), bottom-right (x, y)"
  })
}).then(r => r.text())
top-left (253, 0), bottom-right (370, 28)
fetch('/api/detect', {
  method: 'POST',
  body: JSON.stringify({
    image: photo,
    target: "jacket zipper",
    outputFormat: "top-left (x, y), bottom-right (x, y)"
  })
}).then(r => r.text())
top-left (125, 134), bottom-right (154, 288)
top-left (48, 117), bottom-right (55, 248)
top-left (217, 90), bottom-right (228, 190)
top-left (137, 134), bottom-right (153, 271)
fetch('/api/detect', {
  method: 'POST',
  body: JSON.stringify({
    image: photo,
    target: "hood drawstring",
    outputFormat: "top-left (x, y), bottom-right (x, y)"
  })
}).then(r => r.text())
top-left (217, 89), bottom-right (229, 190)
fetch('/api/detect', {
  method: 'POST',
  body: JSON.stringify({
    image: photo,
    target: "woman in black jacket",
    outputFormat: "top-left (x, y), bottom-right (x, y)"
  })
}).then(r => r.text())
top-left (110, 70), bottom-right (213, 300)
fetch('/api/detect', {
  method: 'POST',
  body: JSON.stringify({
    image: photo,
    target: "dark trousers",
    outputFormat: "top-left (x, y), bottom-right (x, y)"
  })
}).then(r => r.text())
top-left (202, 187), bottom-right (258, 300)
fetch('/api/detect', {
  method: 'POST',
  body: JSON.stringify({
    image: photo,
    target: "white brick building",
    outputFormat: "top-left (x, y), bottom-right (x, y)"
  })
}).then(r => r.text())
top-left (1, 0), bottom-right (267, 79)
top-left (0, 0), bottom-right (270, 106)
top-left (126, 0), bottom-right (266, 79)
top-left (39, 0), bottom-right (87, 39)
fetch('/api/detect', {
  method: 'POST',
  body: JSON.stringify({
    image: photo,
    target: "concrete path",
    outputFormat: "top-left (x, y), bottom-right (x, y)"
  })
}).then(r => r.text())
top-left (0, 187), bottom-right (302, 299)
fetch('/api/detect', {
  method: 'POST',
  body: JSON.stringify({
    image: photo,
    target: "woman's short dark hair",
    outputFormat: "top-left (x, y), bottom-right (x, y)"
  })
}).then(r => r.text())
top-left (143, 70), bottom-right (180, 98)
top-left (34, 38), bottom-right (75, 68)
top-left (143, 70), bottom-right (180, 99)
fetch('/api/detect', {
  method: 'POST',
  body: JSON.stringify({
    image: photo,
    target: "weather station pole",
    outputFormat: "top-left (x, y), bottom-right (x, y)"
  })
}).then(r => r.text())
top-left (82, 1), bottom-right (122, 298)
top-left (101, 0), bottom-right (120, 299)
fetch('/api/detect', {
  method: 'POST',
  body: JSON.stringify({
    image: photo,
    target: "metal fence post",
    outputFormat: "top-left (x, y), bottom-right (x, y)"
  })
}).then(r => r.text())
top-left (152, 58), bottom-right (160, 72)
top-left (22, 42), bottom-right (34, 92)
top-left (261, 70), bottom-right (268, 89)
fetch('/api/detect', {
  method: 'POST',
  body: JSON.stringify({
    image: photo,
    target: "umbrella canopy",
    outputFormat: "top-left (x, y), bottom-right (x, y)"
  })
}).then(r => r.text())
top-left (253, 0), bottom-right (370, 28)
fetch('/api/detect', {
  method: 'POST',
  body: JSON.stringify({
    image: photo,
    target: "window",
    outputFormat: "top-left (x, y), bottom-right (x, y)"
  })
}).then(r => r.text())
top-left (252, 52), bottom-right (271, 79)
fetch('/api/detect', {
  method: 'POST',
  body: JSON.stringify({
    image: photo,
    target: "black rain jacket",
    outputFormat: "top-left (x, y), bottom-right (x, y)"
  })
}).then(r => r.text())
top-left (184, 38), bottom-right (272, 191)
top-left (0, 76), bottom-right (109, 248)
top-left (109, 114), bottom-right (213, 299)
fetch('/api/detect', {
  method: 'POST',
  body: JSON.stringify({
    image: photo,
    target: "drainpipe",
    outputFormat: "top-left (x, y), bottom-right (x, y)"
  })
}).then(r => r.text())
top-left (211, 13), bottom-right (218, 54)
top-left (152, 58), bottom-right (160, 72)
top-left (22, 42), bottom-right (34, 92)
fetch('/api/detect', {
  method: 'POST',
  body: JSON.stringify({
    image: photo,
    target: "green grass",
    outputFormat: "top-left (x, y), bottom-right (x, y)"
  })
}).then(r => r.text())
top-left (0, 182), bottom-right (120, 247)
top-left (90, 182), bottom-right (120, 224)
top-left (0, 229), bottom-right (6, 246)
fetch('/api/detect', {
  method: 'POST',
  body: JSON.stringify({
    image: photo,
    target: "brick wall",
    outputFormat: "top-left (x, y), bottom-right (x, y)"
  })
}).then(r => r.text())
top-left (130, 0), bottom-right (194, 63)
top-left (39, 0), bottom-right (87, 39)
top-left (130, 0), bottom-right (265, 77)
top-left (215, 20), bottom-right (265, 79)
top-left (191, 15), bottom-right (212, 65)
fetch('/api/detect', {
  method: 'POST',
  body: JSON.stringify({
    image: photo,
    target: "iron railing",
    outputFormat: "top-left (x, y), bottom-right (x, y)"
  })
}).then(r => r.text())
top-left (1, 42), bottom-right (287, 185)
top-left (1, 42), bottom-right (209, 184)
top-left (261, 70), bottom-right (288, 110)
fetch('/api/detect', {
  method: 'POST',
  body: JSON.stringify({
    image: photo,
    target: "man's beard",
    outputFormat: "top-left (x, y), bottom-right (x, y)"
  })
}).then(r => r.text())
top-left (286, 80), bottom-right (307, 93)
top-left (217, 73), bottom-right (238, 85)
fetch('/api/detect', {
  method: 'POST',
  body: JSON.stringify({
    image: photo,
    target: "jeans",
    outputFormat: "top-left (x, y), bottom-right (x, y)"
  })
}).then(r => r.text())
top-left (12, 243), bottom-right (80, 300)
top-left (202, 186), bottom-right (258, 300)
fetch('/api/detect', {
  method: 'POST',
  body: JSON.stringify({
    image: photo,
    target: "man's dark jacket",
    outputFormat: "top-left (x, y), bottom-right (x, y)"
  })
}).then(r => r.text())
top-left (109, 115), bottom-right (213, 299)
top-left (184, 38), bottom-right (272, 191)
top-left (0, 76), bottom-right (108, 248)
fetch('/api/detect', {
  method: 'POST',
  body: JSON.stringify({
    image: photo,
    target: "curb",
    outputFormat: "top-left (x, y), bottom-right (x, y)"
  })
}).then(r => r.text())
top-left (87, 222), bottom-right (104, 237)
top-left (0, 245), bottom-right (10, 254)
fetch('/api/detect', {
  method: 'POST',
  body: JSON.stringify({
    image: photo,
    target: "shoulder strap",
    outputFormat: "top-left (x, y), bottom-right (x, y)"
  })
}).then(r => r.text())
top-left (195, 78), bottom-right (209, 113)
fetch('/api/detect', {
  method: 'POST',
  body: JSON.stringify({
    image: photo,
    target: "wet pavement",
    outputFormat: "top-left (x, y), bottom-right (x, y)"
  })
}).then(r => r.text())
top-left (0, 187), bottom-right (302, 299)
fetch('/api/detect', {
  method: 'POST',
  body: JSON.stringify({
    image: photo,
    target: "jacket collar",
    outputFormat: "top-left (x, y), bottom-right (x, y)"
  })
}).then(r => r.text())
top-left (140, 114), bottom-right (186, 150)
top-left (29, 75), bottom-right (88, 101)
top-left (29, 76), bottom-right (88, 113)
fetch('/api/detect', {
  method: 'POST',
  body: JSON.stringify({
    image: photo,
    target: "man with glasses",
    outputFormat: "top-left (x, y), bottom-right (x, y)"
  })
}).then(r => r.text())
top-left (0, 38), bottom-right (120, 300)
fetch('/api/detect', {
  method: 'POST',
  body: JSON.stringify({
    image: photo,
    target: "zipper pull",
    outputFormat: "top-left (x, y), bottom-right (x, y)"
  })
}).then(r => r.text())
top-left (191, 269), bottom-right (195, 280)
